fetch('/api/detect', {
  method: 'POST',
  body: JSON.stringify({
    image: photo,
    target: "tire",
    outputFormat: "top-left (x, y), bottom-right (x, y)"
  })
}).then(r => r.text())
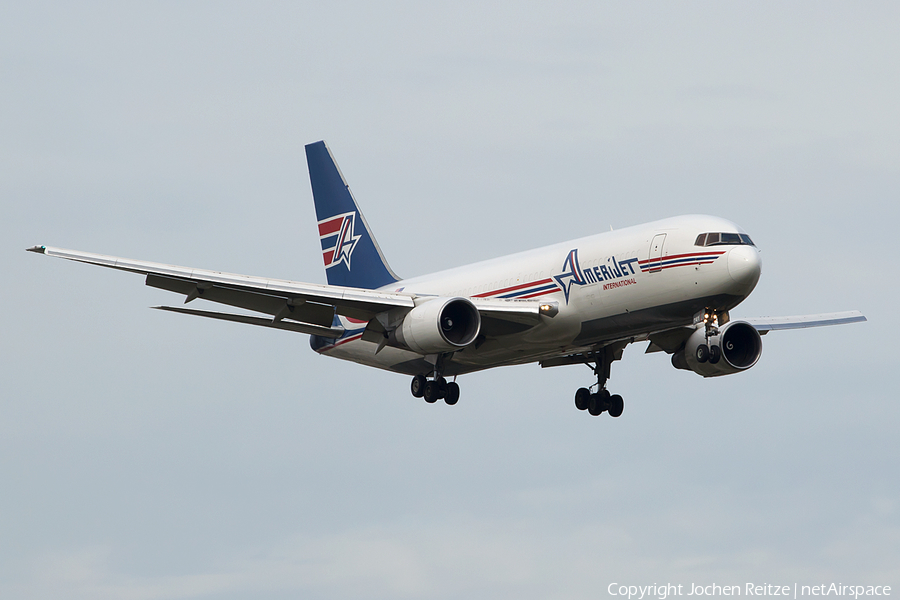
top-left (588, 393), bottom-right (605, 416)
top-left (444, 382), bottom-right (460, 405)
top-left (608, 394), bottom-right (624, 418)
top-left (411, 374), bottom-right (427, 398)
top-left (696, 344), bottom-right (710, 363)
top-left (709, 345), bottom-right (721, 364)
top-left (423, 381), bottom-right (440, 403)
top-left (574, 387), bottom-right (591, 411)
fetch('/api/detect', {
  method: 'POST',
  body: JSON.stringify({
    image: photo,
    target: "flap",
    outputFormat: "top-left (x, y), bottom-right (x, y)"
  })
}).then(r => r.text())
top-left (30, 245), bottom-right (415, 321)
top-left (146, 274), bottom-right (336, 326)
top-left (152, 306), bottom-right (344, 338)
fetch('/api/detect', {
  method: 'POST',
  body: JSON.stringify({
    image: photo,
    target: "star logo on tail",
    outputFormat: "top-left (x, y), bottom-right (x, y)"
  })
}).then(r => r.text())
top-left (330, 213), bottom-right (361, 269)
top-left (319, 212), bottom-right (363, 270)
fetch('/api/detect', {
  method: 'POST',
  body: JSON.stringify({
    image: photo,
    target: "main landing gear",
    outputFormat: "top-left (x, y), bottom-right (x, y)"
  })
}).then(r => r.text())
top-left (410, 355), bottom-right (460, 405)
top-left (573, 348), bottom-right (624, 418)
top-left (410, 374), bottom-right (460, 405)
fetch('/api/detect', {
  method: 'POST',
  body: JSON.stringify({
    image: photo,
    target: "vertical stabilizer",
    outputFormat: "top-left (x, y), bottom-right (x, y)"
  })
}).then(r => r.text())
top-left (305, 141), bottom-right (400, 289)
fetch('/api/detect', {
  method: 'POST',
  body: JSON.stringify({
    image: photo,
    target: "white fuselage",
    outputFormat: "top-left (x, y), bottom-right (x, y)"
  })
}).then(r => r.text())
top-left (313, 215), bottom-right (762, 376)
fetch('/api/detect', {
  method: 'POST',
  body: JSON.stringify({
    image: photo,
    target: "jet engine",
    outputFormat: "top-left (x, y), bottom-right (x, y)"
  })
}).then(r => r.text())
top-left (671, 320), bottom-right (762, 377)
top-left (393, 297), bottom-right (482, 355)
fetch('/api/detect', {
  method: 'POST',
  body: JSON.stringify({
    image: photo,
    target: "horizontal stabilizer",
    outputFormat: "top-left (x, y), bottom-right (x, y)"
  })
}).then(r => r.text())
top-left (152, 306), bottom-right (345, 338)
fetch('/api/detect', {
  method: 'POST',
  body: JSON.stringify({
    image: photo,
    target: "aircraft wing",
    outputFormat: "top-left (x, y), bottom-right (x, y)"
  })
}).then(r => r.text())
top-left (639, 310), bottom-right (867, 355)
top-left (28, 245), bottom-right (549, 338)
top-left (741, 311), bottom-right (867, 333)
top-left (29, 244), bottom-right (415, 320)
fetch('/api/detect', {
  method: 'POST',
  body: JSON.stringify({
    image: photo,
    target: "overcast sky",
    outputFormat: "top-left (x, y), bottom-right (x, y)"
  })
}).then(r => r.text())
top-left (1, 3), bottom-right (897, 599)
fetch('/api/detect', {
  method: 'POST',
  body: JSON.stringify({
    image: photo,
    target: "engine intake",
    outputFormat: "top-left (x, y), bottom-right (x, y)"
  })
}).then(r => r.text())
top-left (394, 297), bottom-right (481, 355)
top-left (672, 320), bottom-right (762, 377)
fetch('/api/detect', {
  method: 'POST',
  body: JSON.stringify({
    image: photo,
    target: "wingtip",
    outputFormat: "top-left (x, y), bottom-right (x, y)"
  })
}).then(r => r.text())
top-left (26, 245), bottom-right (47, 254)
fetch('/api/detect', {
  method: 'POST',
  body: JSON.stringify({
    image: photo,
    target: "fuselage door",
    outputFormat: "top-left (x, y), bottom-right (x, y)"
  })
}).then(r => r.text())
top-left (648, 234), bottom-right (666, 273)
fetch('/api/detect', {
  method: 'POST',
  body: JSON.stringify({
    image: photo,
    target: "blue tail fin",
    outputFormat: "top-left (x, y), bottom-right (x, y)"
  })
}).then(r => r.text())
top-left (305, 141), bottom-right (400, 289)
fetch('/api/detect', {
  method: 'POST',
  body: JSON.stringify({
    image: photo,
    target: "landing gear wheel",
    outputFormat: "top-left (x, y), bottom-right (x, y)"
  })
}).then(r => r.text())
top-left (608, 394), bottom-right (624, 418)
top-left (696, 344), bottom-right (710, 363)
top-left (444, 382), bottom-right (460, 405)
top-left (708, 345), bottom-right (721, 364)
top-left (574, 387), bottom-right (591, 411)
top-left (588, 391), bottom-right (609, 416)
top-left (423, 381), bottom-right (440, 403)
top-left (411, 374), bottom-right (426, 398)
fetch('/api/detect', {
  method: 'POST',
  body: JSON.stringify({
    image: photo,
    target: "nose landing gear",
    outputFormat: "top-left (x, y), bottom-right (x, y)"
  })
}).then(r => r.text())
top-left (694, 308), bottom-right (727, 365)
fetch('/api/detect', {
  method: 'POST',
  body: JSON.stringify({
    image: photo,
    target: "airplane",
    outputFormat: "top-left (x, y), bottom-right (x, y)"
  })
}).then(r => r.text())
top-left (28, 141), bottom-right (866, 417)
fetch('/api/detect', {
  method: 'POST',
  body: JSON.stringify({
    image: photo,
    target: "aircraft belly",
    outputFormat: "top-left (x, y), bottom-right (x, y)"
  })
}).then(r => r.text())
top-left (573, 293), bottom-right (744, 344)
top-left (317, 321), bottom-right (584, 377)
top-left (320, 338), bottom-right (429, 375)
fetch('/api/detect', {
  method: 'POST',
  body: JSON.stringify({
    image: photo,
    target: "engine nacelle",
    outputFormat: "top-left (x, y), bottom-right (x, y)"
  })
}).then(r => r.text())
top-left (672, 320), bottom-right (762, 377)
top-left (393, 297), bottom-right (481, 355)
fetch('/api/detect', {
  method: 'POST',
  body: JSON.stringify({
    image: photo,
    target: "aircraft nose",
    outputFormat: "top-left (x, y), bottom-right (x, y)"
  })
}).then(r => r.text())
top-left (727, 245), bottom-right (761, 290)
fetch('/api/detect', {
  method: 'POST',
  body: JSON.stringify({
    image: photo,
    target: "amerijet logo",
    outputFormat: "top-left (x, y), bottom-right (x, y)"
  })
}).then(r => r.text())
top-left (553, 248), bottom-right (641, 303)
top-left (553, 249), bottom-right (586, 303)
top-left (318, 212), bottom-right (362, 270)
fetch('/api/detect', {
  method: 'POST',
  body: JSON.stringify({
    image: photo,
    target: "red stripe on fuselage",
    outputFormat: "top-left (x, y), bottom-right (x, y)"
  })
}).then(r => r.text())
top-left (319, 331), bottom-right (364, 352)
top-left (519, 289), bottom-right (559, 299)
top-left (641, 260), bottom-right (716, 272)
top-left (638, 250), bottom-right (725, 265)
top-left (473, 278), bottom-right (554, 298)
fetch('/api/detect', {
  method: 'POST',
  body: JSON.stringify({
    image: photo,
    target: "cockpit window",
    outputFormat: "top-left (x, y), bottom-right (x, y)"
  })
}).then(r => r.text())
top-left (695, 232), bottom-right (756, 247)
